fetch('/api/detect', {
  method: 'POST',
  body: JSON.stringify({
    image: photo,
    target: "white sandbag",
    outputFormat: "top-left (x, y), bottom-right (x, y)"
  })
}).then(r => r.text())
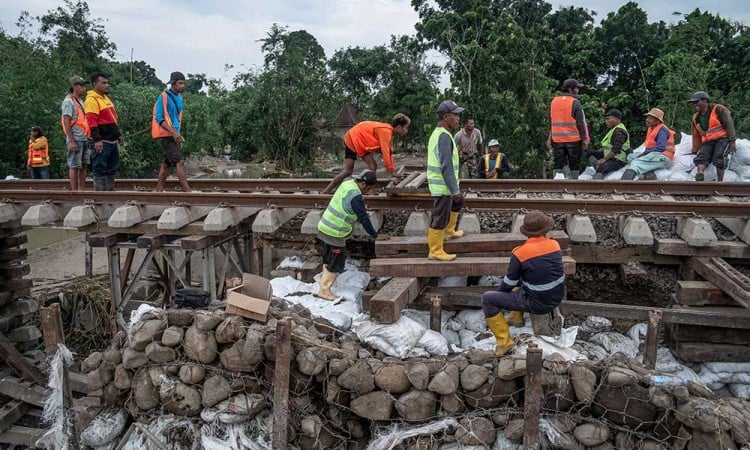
top-left (722, 169), bottom-right (740, 182)
top-left (516, 326), bottom-right (584, 362)
top-left (733, 138), bottom-right (750, 165)
top-left (277, 256), bottom-right (305, 269)
top-left (477, 275), bottom-right (503, 286)
top-left (445, 316), bottom-right (465, 332)
top-left (653, 168), bottom-right (672, 180)
top-left (553, 172), bottom-right (566, 180)
top-left (655, 348), bottom-right (702, 384)
top-left (494, 432), bottom-right (522, 450)
top-left (366, 418), bottom-right (459, 450)
top-left (437, 276), bottom-right (467, 287)
top-left (580, 316), bottom-right (612, 334)
top-left (671, 133), bottom-right (696, 172)
top-left (689, 165), bottom-right (718, 181)
top-left (442, 328), bottom-right (461, 347)
top-left (699, 362), bottom-right (750, 388)
top-left (667, 170), bottom-right (693, 181)
top-left (604, 167), bottom-right (627, 180)
top-left (355, 316), bottom-right (426, 358)
top-left (201, 393), bottom-right (266, 424)
top-left (458, 329), bottom-right (496, 351)
top-left (417, 329), bottom-right (450, 356)
top-left (589, 332), bottom-right (638, 358)
top-left (80, 408), bottom-right (127, 447)
top-left (456, 309), bottom-right (488, 333)
top-left (578, 166), bottom-right (596, 180)
top-left (572, 341), bottom-right (609, 361)
top-left (729, 383), bottom-right (750, 400)
top-left (627, 323), bottom-right (648, 348)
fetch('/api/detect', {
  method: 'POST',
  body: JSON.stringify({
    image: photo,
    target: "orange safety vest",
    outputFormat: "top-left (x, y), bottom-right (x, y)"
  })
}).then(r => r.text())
top-left (61, 94), bottom-right (91, 138)
top-left (549, 95), bottom-right (580, 143)
top-left (151, 92), bottom-right (182, 138)
top-left (692, 104), bottom-right (729, 143)
top-left (644, 123), bottom-right (675, 160)
top-left (28, 138), bottom-right (50, 167)
top-left (483, 153), bottom-right (503, 179)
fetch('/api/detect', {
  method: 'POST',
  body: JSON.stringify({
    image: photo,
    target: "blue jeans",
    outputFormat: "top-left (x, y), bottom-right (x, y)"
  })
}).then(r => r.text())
top-left (29, 166), bottom-right (50, 179)
top-left (90, 141), bottom-right (120, 179)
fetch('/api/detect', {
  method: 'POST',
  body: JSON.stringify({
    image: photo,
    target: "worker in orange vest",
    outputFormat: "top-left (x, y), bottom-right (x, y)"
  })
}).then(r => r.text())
top-left (61, 75), bottom-right (91, 190)
top-left (322, 114), bottom-right (411, 195)
top-left (152, 71), bottom-right (190, 192)
top-left (547, 78), bottom-right (589, 179)
top-left (621, 108), bottom-right (675, 180)
top-left (27, 126), bottom-right (50, 179)
top-left (689, 91), bottom-right (736, 182)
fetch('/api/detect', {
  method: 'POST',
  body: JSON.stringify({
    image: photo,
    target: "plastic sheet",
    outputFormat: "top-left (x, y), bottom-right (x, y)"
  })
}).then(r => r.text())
top-left (366, 418), bottom-right (459, 450)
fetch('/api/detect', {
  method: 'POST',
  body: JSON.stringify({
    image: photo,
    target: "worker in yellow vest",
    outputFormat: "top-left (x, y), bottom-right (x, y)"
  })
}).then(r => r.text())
top-left (482, 139), bottom-right (511, 179)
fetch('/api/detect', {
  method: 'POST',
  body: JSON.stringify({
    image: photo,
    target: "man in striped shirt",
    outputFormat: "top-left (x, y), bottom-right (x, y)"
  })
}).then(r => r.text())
top-left (84, 72), bottom-right (122, 191)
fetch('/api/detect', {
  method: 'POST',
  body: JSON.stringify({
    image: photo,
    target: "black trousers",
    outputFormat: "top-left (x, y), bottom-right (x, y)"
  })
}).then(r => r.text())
top-left (552, 141), bottom-right (582, 171)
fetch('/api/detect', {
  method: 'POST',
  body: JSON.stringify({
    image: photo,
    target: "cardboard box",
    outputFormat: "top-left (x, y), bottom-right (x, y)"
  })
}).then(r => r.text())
top-left (226, 273), bottom-right (271, 323)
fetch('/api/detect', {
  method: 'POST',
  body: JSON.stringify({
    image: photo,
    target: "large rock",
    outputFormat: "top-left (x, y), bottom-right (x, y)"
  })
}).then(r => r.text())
top-left (573, 423), bottom-right (610, 446)
top-left (132, 369), bottom-right (159, 410)
top-left (606, 366), bottom-right (638, 387)
top-left (441, 393), bottom-right (464, 414)
top-left (455, 417), bottom-right (496, 446)
top-left (350, 391), bottom-right (393, 421)
top-left (497, 356), bottom-right (526, 380)
top-left (592, 384), bottom-right (657, 430)
top-left (202, 375), bottom-right (232, 408)
top-left (102, 349), bottom-right (122, 365)
top-left (569, 364), bottom-right (597, 403)
top-left (161, 381), bottom-right (202, 416)
top-left (194, 310), bottom-right (225, 331)
top-left (183, 325), bottom-right (217, 364)
top-left (465, 378), bottom-right (518, 409)
top-left (339, 360), bottom-right (375, 395)
top-left (427, 363), bottom-right (459, 395)
top-left (215, 316), bottom-right (246, 344)
top-left (161, 326), bottom-right (183, 347)
top-left (460, 364), bottom-right (489, 391)
top-left (113, 364), bottom-right (131, 390)
top-left (675, 398), bottom-right (731, 433)
top-left (687, 430), bottom-right (737, 450)
top-left (81, 352), bottom-right (102, 373)
top-left (121, 348), bottom-right (148, 370)
top-left (404, 362), bottom-right (430, 390)
top-left (145, 342), bottom-right (176, 363)
top-left (504, 419), bottom-right (525, 443)
top-left (241, 329), bottom-right (264, 365)
top-left (220, 339), bottom-right (258, 372)
top-left (166, 309), bottom-right (193, 327)
top-left (129, 319), bottom-right (166, 351)
top-left (394, 390), bottom-right (437, 421)
top-left (374, 365), bottom-right (411, 394)
top-left (296, 347), bottom-right (327, 376)
top-left (178, 364), bottom-right (206, 385)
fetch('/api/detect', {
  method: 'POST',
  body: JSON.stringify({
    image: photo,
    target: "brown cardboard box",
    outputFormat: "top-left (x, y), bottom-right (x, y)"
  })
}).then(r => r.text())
top-left (226, 273), bottom-right (271, 323)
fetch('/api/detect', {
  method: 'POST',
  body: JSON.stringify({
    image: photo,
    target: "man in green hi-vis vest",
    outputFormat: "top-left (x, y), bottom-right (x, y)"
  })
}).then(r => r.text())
top-left (586, 109), bottom-right (631, 179)
top-left (426, 100), bottom-right (466, 261)
top-left (316, 169), bottom-right (389, 300)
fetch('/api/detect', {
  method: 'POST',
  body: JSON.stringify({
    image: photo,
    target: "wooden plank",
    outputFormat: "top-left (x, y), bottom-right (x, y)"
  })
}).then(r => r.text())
top-left (0, 264), bottom-right (29, 278)
top-left (673, 342), bottom-right (750, 362)
top-left (676, 280), bottom-right (739, 306)
top-left (688, 257), bottom-right (750, 308)
top-left (0, 376), bottom-right (49, 406)
top-left (570, 244), bottom-right (680, 265)
top-left (39, 303), bottom-right (65, 355)
top-left (0, 247), bottom-right (28, 262)
top-left (370, 256), bottom-right (576, 278)
top-left (81, 219), bottom-right (214, 236)
top-left (619, 262), bottom-right (648, 286)
top-left (655, 238), bottom-right (750, 259)
top-left (0, 333), bottom-right (47, 385)
top-left (405, 172), bottom-right (427, 188)
top-left (0, 425), bottom-right (44, 446)
top-left (369, 278), bottom-right (423, 324)
top-left (0, 234), bottom-right (27, 248)
top-left (375, 231), bottom-right (570, 257)
top-left (0, 400), bottom-right (30, 435)
top-left (272, 318), bottom-right (292, 450)
top-left (86, 233), bottom-right (132, 248)
top-left (670, 324), bottom-right (750, 346)
top-left (136, 234), bottom-right (178, 249)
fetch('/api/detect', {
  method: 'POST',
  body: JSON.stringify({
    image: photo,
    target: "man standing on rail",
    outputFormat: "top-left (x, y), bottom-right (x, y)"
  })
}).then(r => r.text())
top-left (547, 78), bottom-right (589, 179)
top-left (61, 76), bottom-right (90, 190)
top-left (426, 100), bottom-right (466, 261)
top-left (153, 71), bottom-right (191, 192)
top-left (321, 114), bottom-right (411, 195)
top-left (84, 72), bottom-right (122, 191)
top-left (481, 210), bottom-right (564, 357)
top-left (621, 108), bottom-right (675, 180)
top-left (316, 170), bottom-right (388, 300)
top-left (454, 117), bottom-right (483, 179)
top-left (689, 91), bottom-right (736, 182)
top-left (586, 109), bottom-right (630, 179)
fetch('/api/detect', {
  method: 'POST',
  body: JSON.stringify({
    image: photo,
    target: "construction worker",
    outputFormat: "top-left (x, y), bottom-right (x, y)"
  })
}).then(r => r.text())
top-left (316, 169), bottom-right (388, 300)
top-left (587, 109), bottom-right (630, 179)
top-left (84, 72), bottom-right (122, 191)
top-left (547, 78), bottom-right (589, 179)
top-left (153, 71), bottom-right (191, 192)
top-left (27, 126), bottom-right (50, 179)
top-left (621, 108), bottom-right (674, 180)
top-left (321, 114), bottom-right (411, 195)
top-left (454, 117), bottom-right (483, 179)
top-left (482, 139), bottom-right (511, 179)
top-left (689, 91), bottom-right (736, 182)
top-left (61, 75), bottom-right (90, 190)
top-left (481, 210), bottom-right (564, 356)
top-left (426, 100), bottom-right (465, 261)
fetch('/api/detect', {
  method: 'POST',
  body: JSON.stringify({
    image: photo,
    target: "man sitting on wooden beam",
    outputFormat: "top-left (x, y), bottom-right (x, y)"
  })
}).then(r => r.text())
top-left (481, 210), bottom-right (565, 356)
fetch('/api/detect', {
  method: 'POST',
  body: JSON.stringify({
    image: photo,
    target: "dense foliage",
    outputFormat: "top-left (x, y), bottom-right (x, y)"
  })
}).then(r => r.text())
top-left (0, 0), bottom-right (748, 178)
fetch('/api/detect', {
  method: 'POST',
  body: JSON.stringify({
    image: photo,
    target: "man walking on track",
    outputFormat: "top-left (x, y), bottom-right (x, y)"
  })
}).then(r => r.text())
top-left (153, 71), bottom-right (191, 192)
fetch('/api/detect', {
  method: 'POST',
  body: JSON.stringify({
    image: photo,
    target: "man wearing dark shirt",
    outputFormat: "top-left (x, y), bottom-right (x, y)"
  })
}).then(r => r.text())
top-left (547, 78), bottom-right (589, 179)
top-left (587, 109), bottom-right (630, 179)
top-left (689, 91), bottom-right (736, 182)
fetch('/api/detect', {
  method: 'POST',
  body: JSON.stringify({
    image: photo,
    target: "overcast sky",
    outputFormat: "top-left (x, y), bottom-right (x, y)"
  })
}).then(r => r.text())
top-left (1, 1), bottom-right (748, 88)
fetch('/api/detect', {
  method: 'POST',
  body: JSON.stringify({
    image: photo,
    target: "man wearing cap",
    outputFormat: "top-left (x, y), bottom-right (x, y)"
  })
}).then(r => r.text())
top-left (454, 117), bottom-right (484, 179)
top-left (586, 109), bottom-right (630, 179)
top-left (621, 108), bottom-right (675, 180)
top-left (482, 139), bottom-right (511, 179)
top-left (316, 170), bottom-right (389, 300)
top-left (481, 210), bottom-right (564, 356)
top-left (688, 91), bottom-right (736, 182)
top-left (61, 76), bottom-right (91, 190)
top-left (547, 78), bottom-right (589, 179)
top-left (84, 72), bottom-right (122, 191)
top-left (153, 71), bottom-right (191, 192)
top-left (321, 113), bottom-right (411, 195)
top-left (426, 100), bottom-right (466, 261)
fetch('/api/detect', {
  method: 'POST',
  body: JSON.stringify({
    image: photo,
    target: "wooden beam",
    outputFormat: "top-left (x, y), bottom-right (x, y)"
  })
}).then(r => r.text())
top-left (0, 248), bottom-right (28, 262)
top-left (39, 303), bottom-right (65, 355)
top-left (688, 257), bottom-right (750, 308)
top-left (368, 278), bottom-right (423, 324)
top-left (0, 425), bottom-right (44, 447)
top-left (676, 281), bottom-right (739, 306)
top-left (655, 238), bottom-right (750, 259)
top-left (0, 333), bottom-right (47, 385)
top-left (0, 376), bottom-right (48, 406)
top-left (0, 400), bottom-right (30, 435)
top-left (0, 264), bottom-right (29, 278)
top-left (370, 256), bottom-right (576, 278)
top-left (272, 318), bottom-right (292, 450)
top-left (673, 342), bottom-right (750, 362)
top-left (375, 231), bottom-right (570, 257)
top-left (136, 234), bottom-right (178, 249)
top-left (669, 324), bottom-right (750, 346)
top-left (619, 262), bottom-right (648, 286)
top-left (0, 234), bottom-right (27, 248)
top-left (86, 233), bottom-right (132, 248)
top-left (570, 244), bottom-right (680, 265)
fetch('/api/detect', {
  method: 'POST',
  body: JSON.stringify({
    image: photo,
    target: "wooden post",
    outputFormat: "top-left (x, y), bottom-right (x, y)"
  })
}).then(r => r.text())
top-left (39, 303), bottom-right (65, 355)
top-left (84, 232), bottom-right (93, 277)
top-left (272, 317), bottom-right (292, 450)
top-left (644, 310), bottom-right (662, 369)
top-left (430, 294), bottom-right (442, 332)
top-left (185, 251), bottom-right (192, 286)
top-left (108, 246), bottom-right (123, 334)
top-left (120, 248), bottom-right (135, 292)
top-left (523, 343), bottom-right (543, 450)
top-left (0, 332), bottom-right (47, 386)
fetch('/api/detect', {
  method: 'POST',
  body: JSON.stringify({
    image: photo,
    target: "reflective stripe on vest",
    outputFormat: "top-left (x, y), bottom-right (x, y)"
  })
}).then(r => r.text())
top-left (426, 127), bottom-right (459, 196)
top-left (600, 123), bottom-right (631, 163)
top-left (61, 94), bottom-right (91, 138)
top-left (550, 96), bottom-right (580, 143)
top-left (28, 140), bottom-right (49, 166)
top-left (151, 91), bottom-right (182, 139)
top-left (483, 153), bottom-right (503, 179)
top-left (692, 104), bottom-right (730, 143)
top-left (645, 123), bottom-right (675, 160)
top-left (317, 179), bottom-right (360, 238)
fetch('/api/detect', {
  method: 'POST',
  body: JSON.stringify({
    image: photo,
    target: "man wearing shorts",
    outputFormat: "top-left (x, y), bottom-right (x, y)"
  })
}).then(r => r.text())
top-left (61, 76), bottom-right (91, 190)
top-left (689, 91), bottom-right (736, 182)
top-left (153, 71), bottom-right (190, 192)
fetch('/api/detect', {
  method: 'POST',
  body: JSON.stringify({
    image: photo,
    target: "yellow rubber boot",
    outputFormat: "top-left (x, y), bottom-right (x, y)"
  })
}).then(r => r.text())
top-left (444, 211), bottom-right (465, 240)
top-left (427, 228), bottom-right (456, 261)
top-left (317, 267), bottom-right (339, 300)
top-left (505, 311), bottom-right (525, 328)
top-left (486, 313), bottom-right (515, 357)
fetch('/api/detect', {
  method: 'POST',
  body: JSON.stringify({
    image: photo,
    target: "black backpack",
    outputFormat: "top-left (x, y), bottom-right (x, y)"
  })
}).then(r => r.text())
top-left (174, 288), bottom-right (210, 308)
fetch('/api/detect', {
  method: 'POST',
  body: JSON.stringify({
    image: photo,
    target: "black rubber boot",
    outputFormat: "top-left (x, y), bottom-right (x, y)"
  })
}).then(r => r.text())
top-left (621, 169), bottom-right (636, 180)
top-left (569, 170), bottom-right (579, 180)
top-left (93, 176), bottom-right (106, 191)
top-left (593, 172), bottom-right (604, 180)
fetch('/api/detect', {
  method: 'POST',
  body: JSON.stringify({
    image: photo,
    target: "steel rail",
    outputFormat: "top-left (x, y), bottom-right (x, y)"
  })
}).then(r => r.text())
top-left (0, 190), bottom-right (747, 217)
top-left (1, 178), bottom-right (750, 196)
